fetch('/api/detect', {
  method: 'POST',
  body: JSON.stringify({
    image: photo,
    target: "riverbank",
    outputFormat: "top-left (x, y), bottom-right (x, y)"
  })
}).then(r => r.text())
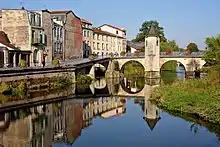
top-left (151, 66), bottom-right (220, 124)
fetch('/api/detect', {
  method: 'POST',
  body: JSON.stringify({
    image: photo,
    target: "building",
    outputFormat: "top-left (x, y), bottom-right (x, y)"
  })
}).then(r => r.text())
top-left (0, 9), bottom-right (50, 67)
top-left (127, 41), bottom-right (144, 53)
top-left (80, 18), bottom-right (127, 57)
top-left (50, 10), bottom-right (83, 60)
top-left (92, 28), bottom-right (124, 56)
top-left (81, 18), bottom-right (93, 58)
top-left (98, 24), bottom-right (127, 52)
top-left (0, 31), bottom-right (31, 67)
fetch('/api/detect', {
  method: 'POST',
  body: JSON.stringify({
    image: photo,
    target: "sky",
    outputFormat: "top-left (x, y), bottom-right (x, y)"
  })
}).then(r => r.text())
top-left (1, 0), bottom-right (220, 49)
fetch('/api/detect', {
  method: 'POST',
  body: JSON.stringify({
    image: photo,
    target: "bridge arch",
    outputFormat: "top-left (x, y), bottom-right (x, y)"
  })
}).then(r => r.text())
top-left (160, 60), bottom-right (186, 71)
top-left (89, 63), bottom-right (107, 79)
top-left (120, 59), bottom-right (145, 73)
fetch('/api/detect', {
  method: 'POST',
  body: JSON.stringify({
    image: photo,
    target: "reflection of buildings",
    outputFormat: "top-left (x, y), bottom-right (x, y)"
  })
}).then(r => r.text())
top-left (0, 96), bottom-right (126, 146)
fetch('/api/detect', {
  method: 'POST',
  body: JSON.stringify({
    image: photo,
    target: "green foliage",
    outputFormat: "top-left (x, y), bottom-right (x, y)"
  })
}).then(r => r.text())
top-left (161, 61), bottom-right (177, 71)
top-left (0, 83), bottom-right (10, 94)
top-left (187, 42), bottom-right (199, 52)
top-left (52, 57), bottom-right (60, 66)
top-left (19, 60), bottom-right (26, 68)
top-left (124, 61), bottom-right (145, 77)
top-left (160, 40), bottom-right (179, 52)
top-left (76, 74), bottom-right (93, 85)
top-left (151, 66), bottom-right (220, 124)
top-left (54, 76), bottom-right (72, 88)
top-left (120, 51), bottom-right (126, 56)
top-left (89, 55), bottom-right (95, 60)
top-left (204, 34), bottom-right (220, 65)
top-left (133, 20), bottom-right (166, 42)
top-left (12, 82), bottom-right (25, 95)
top-left (126, 45), bottom-right (131, 52)
top-left (109, 52), bottom-right (114, 58)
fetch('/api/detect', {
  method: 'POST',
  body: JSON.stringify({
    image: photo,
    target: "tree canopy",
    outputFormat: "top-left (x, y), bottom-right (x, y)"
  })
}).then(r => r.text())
top-left (204, 34), bottom-right (220, 65)
top-left (133, 20), bottom-right (167, 42)
top-left (186, 43), bottom-right (199, 52)
top-left (160, 40), bottom-right (179, 52)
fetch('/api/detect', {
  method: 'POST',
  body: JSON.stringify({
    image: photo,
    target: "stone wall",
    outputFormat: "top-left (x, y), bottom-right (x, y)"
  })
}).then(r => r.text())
top-left (1, 10), bottom-right (30, 51)
top-left (0, 67), bottom-right (75, 83)
top-left (42, 10), bottom-right (53, 64)
top-left (65, 12), bottom-right (75, 60)
top-left (74, 17), bottom-right (83, 58)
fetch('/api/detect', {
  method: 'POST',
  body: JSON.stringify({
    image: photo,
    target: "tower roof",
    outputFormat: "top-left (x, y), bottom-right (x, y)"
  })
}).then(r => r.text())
top-left (147, 24), bottom-right (158, 37)
top-left (143, 117), bottom-right (161, 131)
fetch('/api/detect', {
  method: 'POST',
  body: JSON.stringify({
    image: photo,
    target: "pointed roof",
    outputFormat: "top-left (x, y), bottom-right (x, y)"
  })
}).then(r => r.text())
top-left (143, 117), bottom-right (161, 131)
top-left (147, 24), bottom-right (158, 37)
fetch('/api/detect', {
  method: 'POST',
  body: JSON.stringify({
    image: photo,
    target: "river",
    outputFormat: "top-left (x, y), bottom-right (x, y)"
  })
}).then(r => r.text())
top-left (0, 73), bottom-right (219, 147)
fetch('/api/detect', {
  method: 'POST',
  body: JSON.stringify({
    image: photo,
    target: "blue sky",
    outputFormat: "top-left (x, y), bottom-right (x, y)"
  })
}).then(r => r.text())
top-left (1, 0), bottom-right (220, 49)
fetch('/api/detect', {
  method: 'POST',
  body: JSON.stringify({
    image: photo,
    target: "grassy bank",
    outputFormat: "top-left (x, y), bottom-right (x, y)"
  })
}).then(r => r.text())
top-left (151, 66), bottom-right (220, 124)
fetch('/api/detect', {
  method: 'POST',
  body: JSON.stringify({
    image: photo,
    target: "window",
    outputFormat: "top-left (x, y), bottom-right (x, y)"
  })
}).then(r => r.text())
top-left (60, 28), bottom-right (62, 38)
top-left (98, 34), bottom-right (100, 40)
top-left (102, 35), bottom-right (104, 41)
top-left (57, 28), bottom-right (59, 39)
top-left (106, 44), bottom-right (108, 50)
top-left (102, 43), bottom-right (104, 50)
top-left (156, 39), bottom-right (159, 46)
top-left (87, 31), bottom-right (90, 37)
top-left (84, 31), bottom-right (86, 37)
top-left (116, 30), bottom-right (118, 34)
top-left (53, 27), bottom-right (56, 37)
top-left (97, 43), bottom-right (100, 49)
top-left (93, 42), bottom-right (95, 49)
top-left (88, 41), bottom-right (90, 46)
top-left (93, 34), bottom-right (96, 40)
top-left (32, 30), bottom-right (35, 42)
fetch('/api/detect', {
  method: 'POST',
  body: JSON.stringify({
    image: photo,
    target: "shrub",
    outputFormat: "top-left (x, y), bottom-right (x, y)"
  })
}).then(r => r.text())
top-left (89, 55), bottom-right (95, 60)
top-left (166, 49), bottom-right (171, 55)
top-left (109, 52), bottom-right (114, 58)
top-left (76, 74), bottom-right (93, 85)
top-left (19, 60), bottom-right (26, 68)
top-left (52, 57), bottom-right (60, 66)
top-left (120, 51), bottom-right (126, 56)
top-left (0, 83), bottom-right (10, 94)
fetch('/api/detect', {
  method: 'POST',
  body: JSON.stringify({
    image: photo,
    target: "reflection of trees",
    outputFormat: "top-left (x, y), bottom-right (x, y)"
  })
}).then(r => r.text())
top-left (161, 71), bottom-right (177, 85)
top-left (120, 77), bottom-right (145, 94)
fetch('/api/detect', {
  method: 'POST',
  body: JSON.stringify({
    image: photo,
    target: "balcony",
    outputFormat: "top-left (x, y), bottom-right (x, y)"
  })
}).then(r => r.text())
top-left (32, 33), bottom-right (47, 46)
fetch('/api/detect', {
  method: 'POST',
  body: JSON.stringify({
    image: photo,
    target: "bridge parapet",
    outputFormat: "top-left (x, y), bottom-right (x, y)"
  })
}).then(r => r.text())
top-left (115, 52), bottom-right (204, 58)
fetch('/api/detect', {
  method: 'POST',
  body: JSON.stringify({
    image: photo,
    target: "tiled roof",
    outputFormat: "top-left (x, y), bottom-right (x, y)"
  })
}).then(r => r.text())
top-left (127, 41), bottom-right (145, 49)
top-left (93, 28), bottom-right (124, 38)
top-left (0, 31), bottom-right (17, 49)
top-left (50, 10), bottom-right (70, 14)
top-left (99, 24), bottom-right (126, 32)
top-left (81, 18), bottom-right (92, 25)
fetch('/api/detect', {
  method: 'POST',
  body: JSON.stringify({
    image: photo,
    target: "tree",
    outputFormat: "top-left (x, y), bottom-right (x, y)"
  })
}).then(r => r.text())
top-left (204, 34), bottom-right (220, 65)
top-left (187, 42), bottom-right (199, 52)
top-left (133, 20), bottom-right (167, 42)
top-left (160, 40), bottom-right (179, 52)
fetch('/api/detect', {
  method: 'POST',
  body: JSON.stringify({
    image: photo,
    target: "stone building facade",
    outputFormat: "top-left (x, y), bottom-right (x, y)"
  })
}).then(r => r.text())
top-left (51, 11), bottom-right (83, 61)
top-left (99, 24), bottom-right (127, 53)
top-left (81, 18), bottom-right (93, 58)
top-left (92, 28), bottom-right (124, 56)
top-left (81, 18), bottom-right (127, 56)
top-left (0, 9), bottom-right (49, 67)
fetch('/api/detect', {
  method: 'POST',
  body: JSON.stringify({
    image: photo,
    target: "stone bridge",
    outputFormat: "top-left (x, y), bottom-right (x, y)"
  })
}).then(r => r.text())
top-left (70, 25), bottom-right (206, 79)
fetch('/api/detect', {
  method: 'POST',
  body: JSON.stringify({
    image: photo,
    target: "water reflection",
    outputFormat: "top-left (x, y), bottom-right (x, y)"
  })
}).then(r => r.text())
top-left (120, 77), bottom-right (145, 94)
top-left (0, 77), bottom-right (219, 147)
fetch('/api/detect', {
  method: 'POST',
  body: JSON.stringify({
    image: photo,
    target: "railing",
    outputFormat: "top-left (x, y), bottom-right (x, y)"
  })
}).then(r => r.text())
top-left (118, 52), bottom-right (205, 58)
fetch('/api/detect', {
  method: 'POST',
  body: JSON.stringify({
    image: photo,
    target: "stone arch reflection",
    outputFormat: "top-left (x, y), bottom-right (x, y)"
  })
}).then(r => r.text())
top-left (120, 77), bottom-right (145, 94)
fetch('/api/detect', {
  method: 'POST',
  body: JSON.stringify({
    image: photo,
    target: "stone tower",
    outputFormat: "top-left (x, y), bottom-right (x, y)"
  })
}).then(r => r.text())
top-left (145, 25), bottom-right (160, 78)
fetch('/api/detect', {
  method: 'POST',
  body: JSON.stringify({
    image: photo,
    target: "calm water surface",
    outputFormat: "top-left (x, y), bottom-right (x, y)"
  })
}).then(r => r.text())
top-left (0, 72), bottom-right (219, 147)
